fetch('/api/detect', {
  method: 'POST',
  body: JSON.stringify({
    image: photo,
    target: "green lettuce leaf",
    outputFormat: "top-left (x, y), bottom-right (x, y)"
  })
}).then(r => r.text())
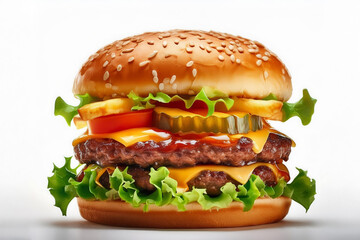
top-left (109, 167), bottom-right (178, 211)
top-left (54, 93), bottom-right (98, 126)
top-left (178, 183), bottom-right (235, 210)
top-left (47, 157), bottom-right (78, 216)
top-left (282, 89), bottom-right (317, 125)
top-left (128, 87), bottom-right (234, 117)
top-left (49, 157), bottom-right (316, 215)
top-left (284, 168), bottom-right (316, 212)
top-left (263, 89), bottom-right (316, 125)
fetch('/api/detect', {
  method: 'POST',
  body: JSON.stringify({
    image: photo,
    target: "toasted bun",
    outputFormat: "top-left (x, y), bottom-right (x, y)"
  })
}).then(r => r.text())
top-left (77, 197), bottom-right (291, 228)
top-left (73, 30), bottom-right (292, 101)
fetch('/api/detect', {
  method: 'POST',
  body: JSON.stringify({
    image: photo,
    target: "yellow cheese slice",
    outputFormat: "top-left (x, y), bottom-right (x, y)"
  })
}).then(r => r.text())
top-left (154, 107), bottom-right (248, 118)
top-left (72, 128), bottom-right (171, 147)
top-left (168, 163), bottom-right (288, 192)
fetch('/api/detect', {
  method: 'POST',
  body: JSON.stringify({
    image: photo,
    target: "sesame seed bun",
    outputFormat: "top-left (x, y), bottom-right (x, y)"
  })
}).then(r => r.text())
top-left (73, 30), bottom-right (292, 101)
top-left (77, 197), bottom-right (291, 228)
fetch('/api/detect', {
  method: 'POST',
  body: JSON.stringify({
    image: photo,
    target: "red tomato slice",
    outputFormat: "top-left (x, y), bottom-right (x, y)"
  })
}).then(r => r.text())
top-left (88, 109), bottom-right (153, 134)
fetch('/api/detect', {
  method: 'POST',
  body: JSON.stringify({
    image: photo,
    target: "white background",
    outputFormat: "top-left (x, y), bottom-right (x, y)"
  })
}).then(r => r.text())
top-left (1, 0), bottom-right (360, 239)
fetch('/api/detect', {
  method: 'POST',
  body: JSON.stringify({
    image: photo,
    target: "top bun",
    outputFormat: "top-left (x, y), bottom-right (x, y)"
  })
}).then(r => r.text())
top-left (73, 30), bottom-right (292, 101)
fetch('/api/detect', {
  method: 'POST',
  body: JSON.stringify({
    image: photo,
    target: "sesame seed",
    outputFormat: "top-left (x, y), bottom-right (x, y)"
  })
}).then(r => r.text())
top-left (218, 36), bottom-right (226, 40)
top-left (256, 54), bottom-right (262, 58)
top-left (172, 83), bottom-right (177, 89)
top-left (163, 78), bottom-right (170, 84)
top-left (111, 53), bottom-right (116, 58)
top-left (103, 71), bottom-right (109, 81)
top-left (152, 70), bottom-right (157, 77)
top-left (103, 61), bottom-right (109, 67)
top-left (159, 83), bottom-right (165, 90)
top-left (147, 41), bottom-right (154, 45)
top-left (282, 75), bottom-right (286, 81)
top-left (186, 61), bottom-right (194, 67)
top-left (206, 46), bottom-right (212, 53)
top-left (117, 64), bottom-right (122, 71)
top-left (265, 51), bottom-right (271, 56)
top-left (230, 41), bottom-right (235, 45)
top-left (199, 44), bottom-right (205, 50)
top-left (174, 39), bottom-right (180, 45)
top-left (122, 40), bottom-right (130, 46)
top-left (170, 75), bottom-right (176, 84)
top-left (112, 93), bottom-right (117, 97)
top-left (248, 48), bottom-right (256, 53)
top-left (218, 55), bottom-right (225, 61)
top-left (105, 83), bottom-right (112, 88)
top-left (264, 71), bottom-right (269, 78)
top-left (282, 69), bottom-right (285, 74)
top-left (198, 36), bottom-right (205, 40)
top-left (139, 60), bottom-right (150, 67)
top-left (162, 41), bottom-right (167, 48)
top-left (186, 47), bottom-right (193, 53)
top-left (122, 48), bottom-right (134, 53)
top-left (210, 44), bottom-right (216, 48)
top-left (237, 47), bottom-right (244, 53)
top-left (228, 45), bottom-right (234, 51)
top-left (158, 35), bottom-right (163, 40)
top-left (153, 77), bottom-right (159, 83)
top-left (230, 55), bottom-right (235, 63)
top-left (207, 40), bottom-right (213, 44)
top-left (148, 50), bottom-right (158, 59)
top-left (179, 34), bottom-right (187, 39)
top-left (192, 69), bottom-right (197, 77)
top-left (162, 32), bottom-right (171, 38)
top-left (189, 42), bottom-right (195, 47)
top-left (236, 59), bottom-right (241, 64)
top-left (225, 48), bottom-right (232, 56)
top-left (221, 42), bottom-right (226, 47)
top-left (262, 56), bottom-right (269, 61)
top-left (256, 60), bottom-right (262, 66)
top-left (216, 46), bottom-right (224, 52)
top-left (128, 57), bottom-right (135, 63)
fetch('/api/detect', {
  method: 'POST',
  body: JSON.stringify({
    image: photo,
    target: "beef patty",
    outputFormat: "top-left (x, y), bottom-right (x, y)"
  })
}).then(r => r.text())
top-left (74, 133), bottom-right (292, 168)
top-left (92, 166), bottom-right (277, 197)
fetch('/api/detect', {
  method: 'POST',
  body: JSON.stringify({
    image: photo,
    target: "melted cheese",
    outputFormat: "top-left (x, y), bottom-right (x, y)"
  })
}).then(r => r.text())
top-left (72, 128), bottom-right (171, 147)
top-left (154, 107), bottom-right (248, 118)
top-left (168, 163), bottom-right (288, 192)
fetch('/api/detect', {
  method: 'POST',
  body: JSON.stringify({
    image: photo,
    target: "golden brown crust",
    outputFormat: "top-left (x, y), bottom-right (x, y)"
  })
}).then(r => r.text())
top-left (77, 197), bottom-right (291, 228)
top-left (73, 30), bottom-right (292, 101)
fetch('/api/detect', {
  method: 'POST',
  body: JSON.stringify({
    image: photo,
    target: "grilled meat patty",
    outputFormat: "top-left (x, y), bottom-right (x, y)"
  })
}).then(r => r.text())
top-left (74, 133), bottom-right (292, 168)
top-left (92, 165), bottom-right (277, 196)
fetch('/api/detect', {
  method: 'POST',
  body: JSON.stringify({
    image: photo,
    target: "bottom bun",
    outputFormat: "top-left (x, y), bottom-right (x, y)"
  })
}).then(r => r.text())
top-left (77, 197), bottom-right (291, 228)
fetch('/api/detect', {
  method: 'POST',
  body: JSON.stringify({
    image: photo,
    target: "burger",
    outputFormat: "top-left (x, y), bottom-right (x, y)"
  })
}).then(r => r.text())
top-left (48, 30), bottom-right (316, 228)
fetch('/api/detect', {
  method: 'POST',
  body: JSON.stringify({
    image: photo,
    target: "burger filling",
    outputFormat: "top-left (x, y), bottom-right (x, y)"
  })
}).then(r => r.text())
top-left (49, 87), bottom-right (316, 216)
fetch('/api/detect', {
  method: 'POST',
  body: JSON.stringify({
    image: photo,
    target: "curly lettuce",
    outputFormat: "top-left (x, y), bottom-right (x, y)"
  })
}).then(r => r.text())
top-left (54, 93), bottom-right (98, 126)
top-left (48, 157), bottom-right (316, 216)
top-left (128, 87), bottom-right (234, 117)
top-left (263, 89), bottom-right (317, 125)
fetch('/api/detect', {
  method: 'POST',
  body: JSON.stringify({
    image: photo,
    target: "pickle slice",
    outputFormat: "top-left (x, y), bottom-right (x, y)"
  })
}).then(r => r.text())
top-left (153, 107), bottom-right (262, 134)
